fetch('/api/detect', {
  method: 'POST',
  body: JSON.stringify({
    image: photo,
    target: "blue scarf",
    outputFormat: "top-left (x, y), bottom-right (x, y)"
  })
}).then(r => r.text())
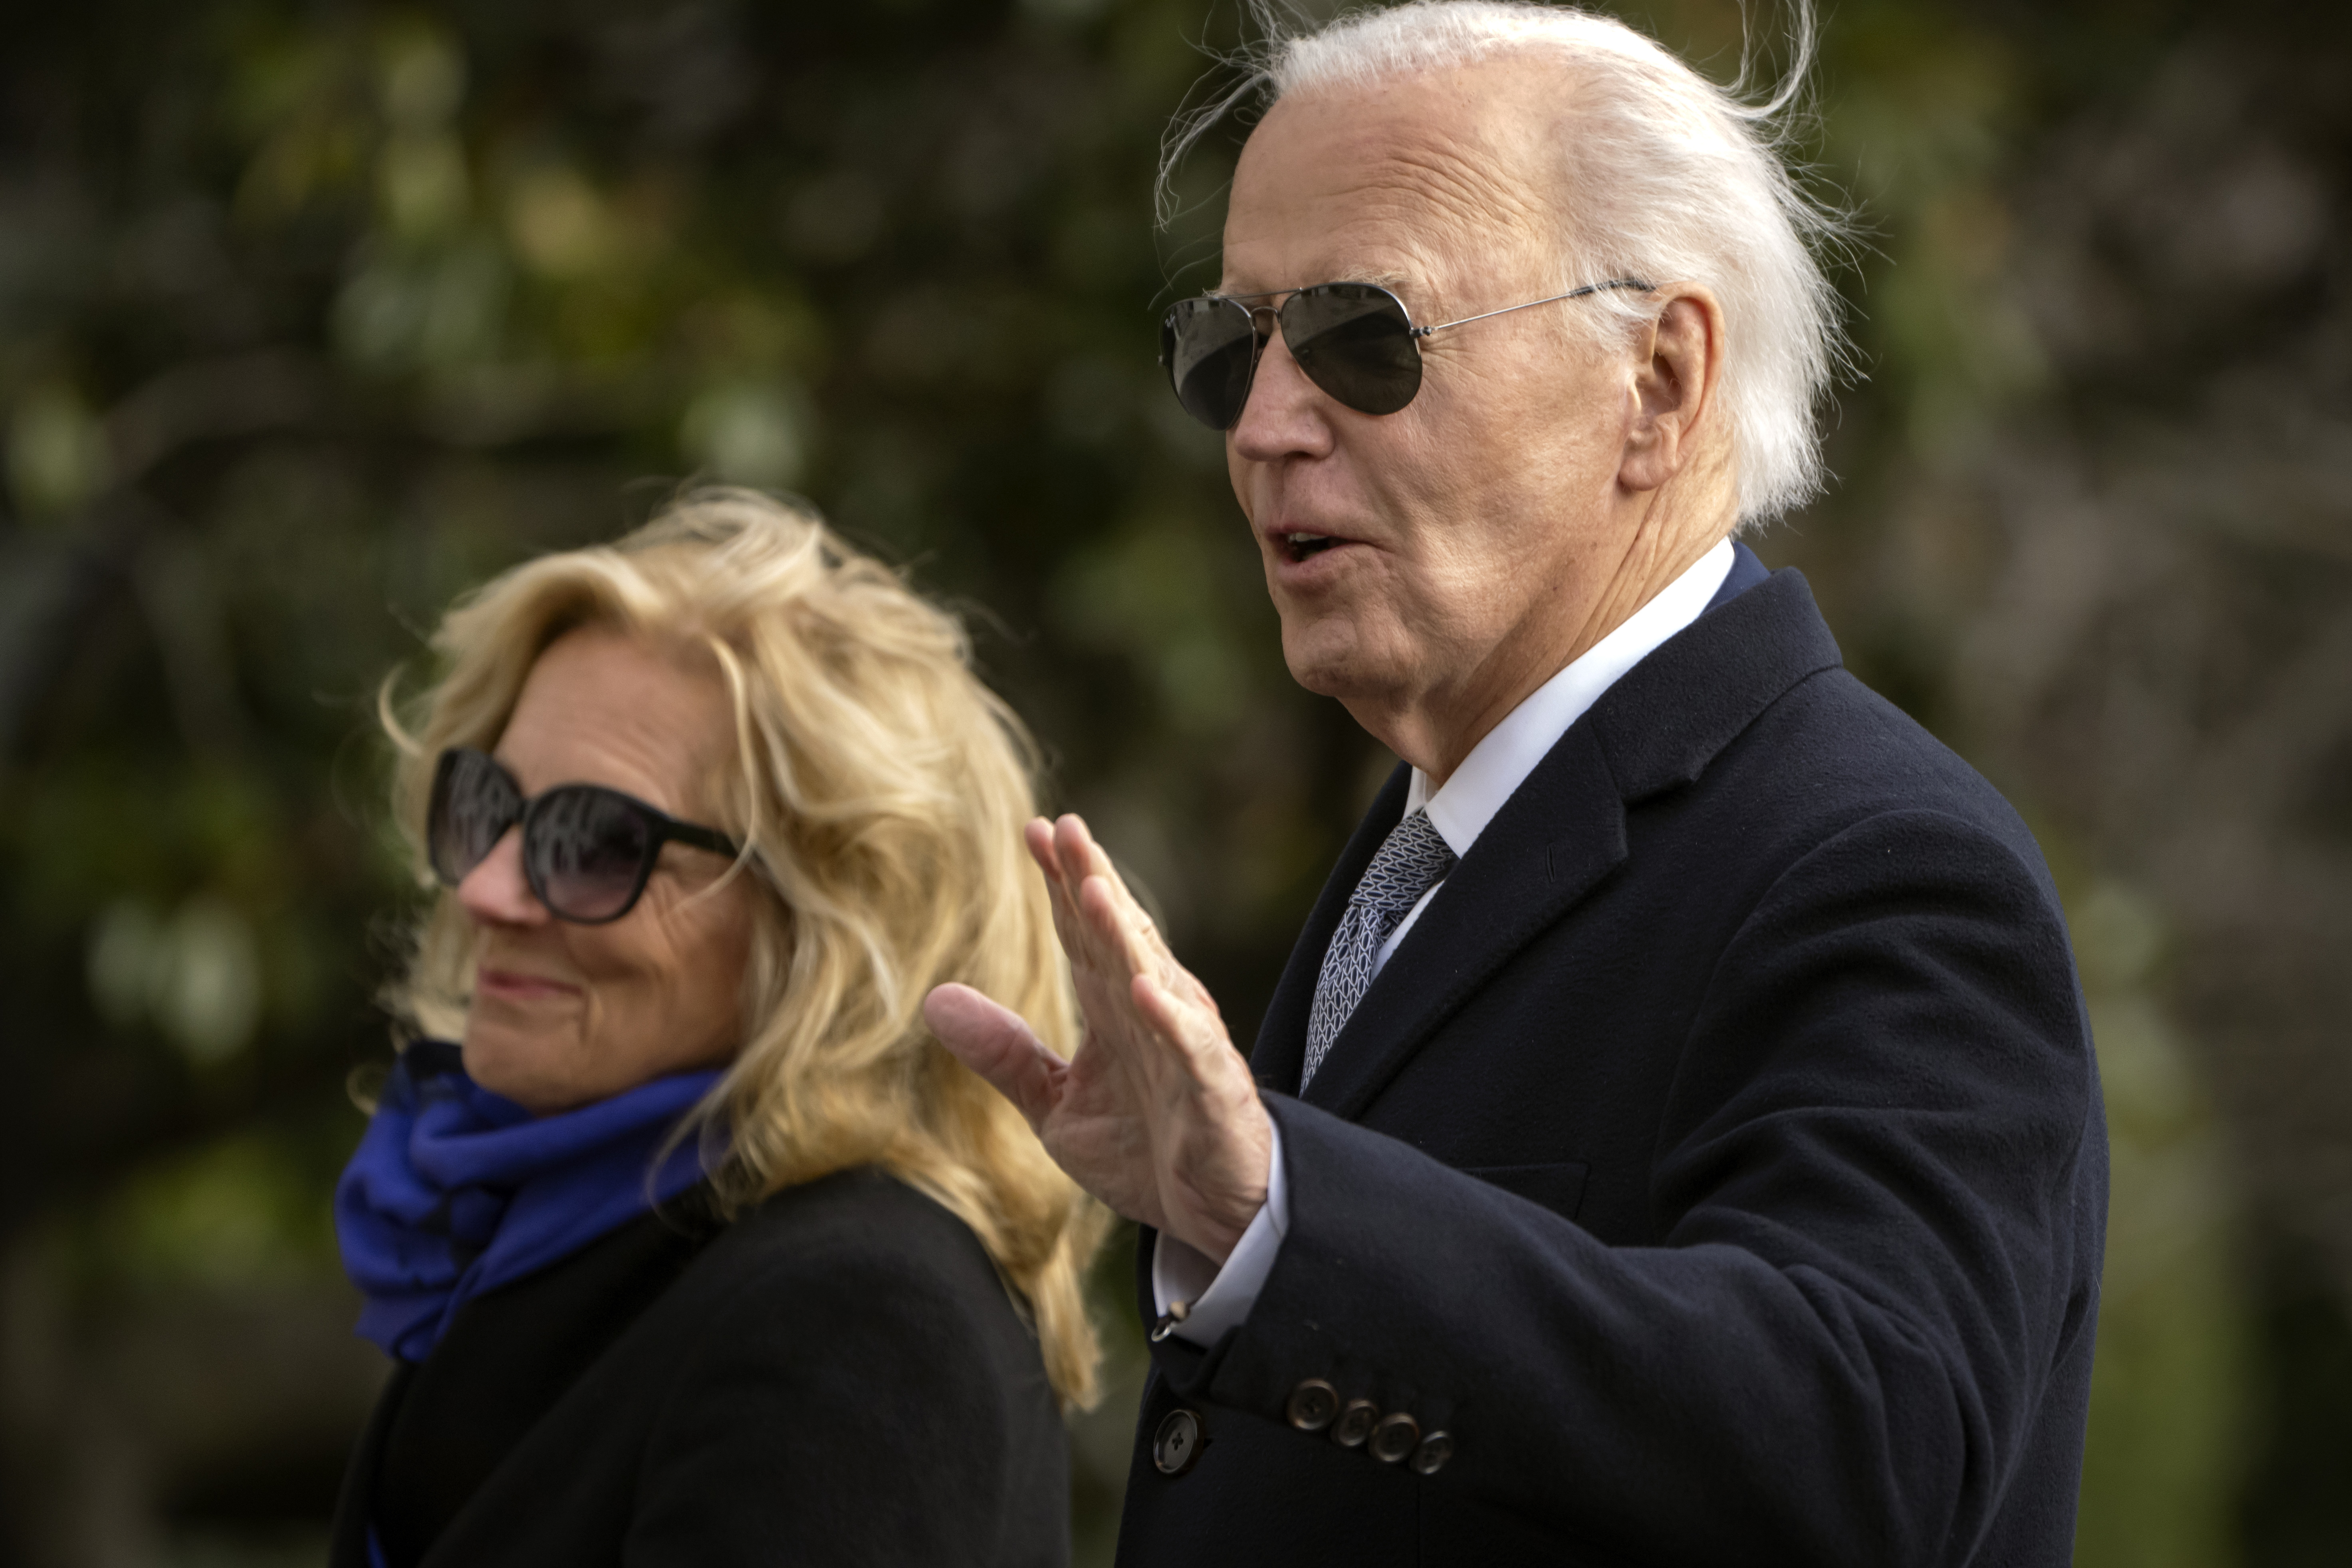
top-left (334, 1040), bottom-right (721, 1363)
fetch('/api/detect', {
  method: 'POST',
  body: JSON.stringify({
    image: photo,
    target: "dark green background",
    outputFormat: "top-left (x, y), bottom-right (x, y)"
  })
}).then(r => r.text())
top-left (2, 2), bottom-right (2347, 1563)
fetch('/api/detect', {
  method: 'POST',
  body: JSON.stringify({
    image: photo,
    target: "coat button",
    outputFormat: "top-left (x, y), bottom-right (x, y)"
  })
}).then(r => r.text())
top-left (1153, 1408), bottom-right (1204, 1476)
top-left (1370, 1411), bottom-right (1421, 1463)
top-left (1286, 1379), bottom-right (1339, 1432)
top-left (1331, 1398), bottom-right (1380, 1448)
top-left (1411, 1431), bottom-right (1455, 1475)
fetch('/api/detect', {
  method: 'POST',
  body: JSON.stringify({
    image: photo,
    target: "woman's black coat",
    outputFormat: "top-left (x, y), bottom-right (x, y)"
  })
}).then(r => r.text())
top-left (330, 1167), bottom-right (1071, 1567)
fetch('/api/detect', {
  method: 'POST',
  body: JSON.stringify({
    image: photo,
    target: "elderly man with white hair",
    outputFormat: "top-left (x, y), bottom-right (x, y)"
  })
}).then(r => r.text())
top-left (929, 4), bottom-right (2105, 1564)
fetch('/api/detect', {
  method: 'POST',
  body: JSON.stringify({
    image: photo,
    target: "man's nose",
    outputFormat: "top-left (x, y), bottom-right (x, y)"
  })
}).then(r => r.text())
top-left (455, 828), bottom-right (546, 926)
top-left (1230, 325), bottom-right (1335, 462)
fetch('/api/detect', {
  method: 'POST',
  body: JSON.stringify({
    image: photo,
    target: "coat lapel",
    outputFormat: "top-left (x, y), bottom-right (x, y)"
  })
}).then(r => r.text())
top-left (1272, 569), bottom-right (1846, 1123)
top-left (1297, 724), bottom-right (1628, 1120)
top-left (1249, 762), bottom-right (1412, 1094)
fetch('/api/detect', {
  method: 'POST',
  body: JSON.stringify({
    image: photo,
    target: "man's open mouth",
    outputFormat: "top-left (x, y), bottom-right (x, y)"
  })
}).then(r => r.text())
top-left (1280, 531), bottom-right (1341, 563)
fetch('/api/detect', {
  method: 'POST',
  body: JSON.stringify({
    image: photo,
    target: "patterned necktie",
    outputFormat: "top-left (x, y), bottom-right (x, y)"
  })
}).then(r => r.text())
top-left (1301, 808), bottom-right (1458, 1088)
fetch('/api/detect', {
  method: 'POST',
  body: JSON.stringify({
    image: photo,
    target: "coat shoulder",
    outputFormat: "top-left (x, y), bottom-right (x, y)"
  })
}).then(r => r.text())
top-left (1746, 665), bottom-right (2045, 856)
top-left (670, 1166), bottom-right (1026, 1344)
top-left (1603, 569), bottom-right (2043, 870)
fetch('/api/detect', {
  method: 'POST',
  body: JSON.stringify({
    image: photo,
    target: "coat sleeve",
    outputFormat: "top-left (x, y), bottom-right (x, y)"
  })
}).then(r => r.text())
top-left (1149, 807), bottom-right (2106, 1568)
top-left (621, 1233), bottom-right (1057, 1568)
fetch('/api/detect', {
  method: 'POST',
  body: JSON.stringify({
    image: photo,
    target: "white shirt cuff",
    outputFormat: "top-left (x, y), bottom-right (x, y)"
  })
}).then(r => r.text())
top-left (1149, 1117), bottom-right (1289, 1346)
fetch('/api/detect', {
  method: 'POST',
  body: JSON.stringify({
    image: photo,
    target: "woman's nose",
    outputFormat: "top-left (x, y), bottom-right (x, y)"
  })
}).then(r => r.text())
top-left (454, 828), bottom-right (545, 926)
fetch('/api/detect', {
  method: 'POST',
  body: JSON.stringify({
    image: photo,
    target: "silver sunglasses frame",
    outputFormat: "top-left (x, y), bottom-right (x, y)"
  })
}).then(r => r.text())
top-left (1162, 276), bottom-right (1656, 427)
top-left (1202, 276), bottom-right (1655, 339)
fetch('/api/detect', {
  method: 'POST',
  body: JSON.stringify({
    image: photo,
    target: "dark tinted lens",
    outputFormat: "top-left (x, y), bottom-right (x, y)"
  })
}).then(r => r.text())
top-left (1283, 284), bottom-right (1422, 415)
top-left (1164, 297), bottom-right (1263, 430)
top-left (428, 748), bottom-right (523, 886)
top-left (528, 786), bottom-right (654, 922)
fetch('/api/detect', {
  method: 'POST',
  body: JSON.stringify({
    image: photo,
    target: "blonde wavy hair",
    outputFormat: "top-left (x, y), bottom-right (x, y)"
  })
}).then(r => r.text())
top-left (379, 487), bottom-right (1105, 1407)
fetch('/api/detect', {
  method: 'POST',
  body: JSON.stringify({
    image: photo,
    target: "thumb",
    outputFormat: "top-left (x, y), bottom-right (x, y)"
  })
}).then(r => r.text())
top-left (922, 983), bottom-right (1067, 1131)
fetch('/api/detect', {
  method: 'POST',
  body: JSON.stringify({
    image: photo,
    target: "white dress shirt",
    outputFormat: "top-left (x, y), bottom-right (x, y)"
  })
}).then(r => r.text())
top-left (1151, 539), bottom-right (1738, 1343)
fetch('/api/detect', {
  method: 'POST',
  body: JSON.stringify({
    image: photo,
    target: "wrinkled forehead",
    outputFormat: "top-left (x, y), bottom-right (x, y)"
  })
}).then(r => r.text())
top-left (1220, 65), bottom-right (1562, 308)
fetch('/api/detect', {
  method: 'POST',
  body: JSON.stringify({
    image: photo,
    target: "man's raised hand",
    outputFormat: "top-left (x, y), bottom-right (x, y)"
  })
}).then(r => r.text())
top-left (922, 814), bottom-right (1273, 1263)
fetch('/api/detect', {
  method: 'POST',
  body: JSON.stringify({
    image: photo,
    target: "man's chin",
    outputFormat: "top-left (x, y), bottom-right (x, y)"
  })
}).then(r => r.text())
top-left (1280, 627), bottom-right (1403, 704)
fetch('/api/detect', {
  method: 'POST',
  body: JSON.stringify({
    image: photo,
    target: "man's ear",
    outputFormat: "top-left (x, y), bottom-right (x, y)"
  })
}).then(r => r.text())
top-left (1618, 289), bottom-right (1725, 494)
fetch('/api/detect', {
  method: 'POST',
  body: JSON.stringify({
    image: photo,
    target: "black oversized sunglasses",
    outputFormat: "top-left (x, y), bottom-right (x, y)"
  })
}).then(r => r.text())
top-left (1159, 277), bottom-right (1653, 431)
top-left (426, 747), bottom-right (742, 924)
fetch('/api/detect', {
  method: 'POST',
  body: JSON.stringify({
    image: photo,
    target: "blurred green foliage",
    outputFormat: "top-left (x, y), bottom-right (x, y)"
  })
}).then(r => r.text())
top-left (1, 1), bottom-right (2346, 1564)
top-left (2069, 878), bottom-right (2252, 1568)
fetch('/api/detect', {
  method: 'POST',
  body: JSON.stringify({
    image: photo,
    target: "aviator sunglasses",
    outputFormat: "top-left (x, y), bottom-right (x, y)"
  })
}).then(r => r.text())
top-left (1160, 277), bottom-right (1654, 431)
top-left (427, 746), bottom-right (742, 924)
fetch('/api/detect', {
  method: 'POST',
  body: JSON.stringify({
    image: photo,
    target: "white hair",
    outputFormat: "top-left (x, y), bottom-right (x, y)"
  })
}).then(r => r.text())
top-left (1164, 1), bottom-right (1852, 525)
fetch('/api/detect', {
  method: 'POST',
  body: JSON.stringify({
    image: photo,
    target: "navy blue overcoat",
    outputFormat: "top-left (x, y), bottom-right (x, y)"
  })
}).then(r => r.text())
top-left (1119, 559), bottom-right (2108, 1568)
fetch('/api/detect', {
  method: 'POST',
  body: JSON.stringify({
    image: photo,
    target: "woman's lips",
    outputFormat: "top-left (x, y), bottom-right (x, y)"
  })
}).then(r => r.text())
top-left (476, 967), bottom-right (581, 1001)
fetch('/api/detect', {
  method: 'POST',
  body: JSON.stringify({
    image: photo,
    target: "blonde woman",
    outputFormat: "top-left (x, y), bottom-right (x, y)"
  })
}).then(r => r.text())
top-left (328, 489), bottom-right (1103, 1568)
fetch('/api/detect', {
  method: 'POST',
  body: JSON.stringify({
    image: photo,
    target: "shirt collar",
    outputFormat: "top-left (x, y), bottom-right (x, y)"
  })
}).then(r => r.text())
top-left (1405, 538), bottom-right (1737, 856)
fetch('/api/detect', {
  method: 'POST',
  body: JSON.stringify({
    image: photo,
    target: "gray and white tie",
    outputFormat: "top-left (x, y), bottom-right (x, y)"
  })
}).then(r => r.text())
top-left (1300, 808), bottom-right (1457, 1088)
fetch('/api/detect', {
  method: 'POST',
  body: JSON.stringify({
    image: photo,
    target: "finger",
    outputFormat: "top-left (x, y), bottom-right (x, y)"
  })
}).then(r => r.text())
top-left (1023, 816), bottom-right (1061, 882)
top-left (1044, 818), bottom-right (1204, 1037)
top-left (1132, 970), bottom-right (1228, 1068)
top-left (1057, 814), bottom-right (1132, 926)
top-left (1064, 829), bottom-right (1199, 1006)
top-left (1029, 816), bottom-right (1082, 917)
top-left (1048, 817), bottom-right (1140, 979)
top-left (1053, 815), bottom-right (1158, 959)
top-left (1073, 863), bottom-right (1211, 1019)
top-left (1079, 871), bottom-right (1158, 984)
top-left (1166, 962), bottom-right (1224, 1020)
top-left (1046, 819), bottom-right (1222, 1027)
top-left (1053, 811), bottom-right (1095, 865)
top-left (922, 983), bottom-right (1068, 1131)
top-left (1060, 814), bottom-right (1135, 916)
top-left (1027, 818), bottom-right (1098, 968)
